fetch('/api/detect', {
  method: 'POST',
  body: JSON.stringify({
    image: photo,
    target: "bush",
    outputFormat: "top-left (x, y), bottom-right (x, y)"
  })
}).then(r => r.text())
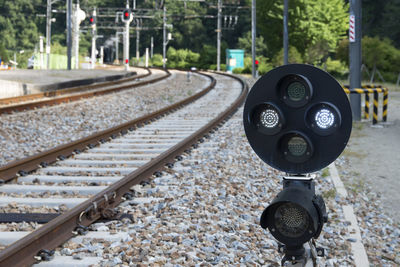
top-left (232, 67), bottom-right (244, 74)
top-left (336, 36), bottom-right (400, 82)
top-left (208, 64), bottom-right (217, 70)
top-left (258, 61), bottom-right (273, 75)
top-left (272, 46), bottom-right (303, 66)
top-left (151, 54), bottom-right (163, 67)
top-left (324, 57), bottom-right (348, 77)
top-left (243, 57), bottom-right (252, 74)
top-left (166, 47), bottom-right (200, 69)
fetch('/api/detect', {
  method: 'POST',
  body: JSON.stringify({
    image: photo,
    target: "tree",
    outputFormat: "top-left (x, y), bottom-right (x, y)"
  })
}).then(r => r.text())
top-left (0, 43), bottom-right (9, 62)
top-left (257, 0), bottom-right (348, 63)
top-left (238, 31), bottom-right (268, 56)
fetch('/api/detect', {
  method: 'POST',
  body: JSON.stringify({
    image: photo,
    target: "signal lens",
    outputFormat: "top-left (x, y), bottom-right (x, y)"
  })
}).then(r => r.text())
top-left (287, 136), bottom-right (307, 157)
top-left (274, 203), bottom-right (310, 238)
top-left (315, 108), bottom-right (335, 129)
top-left (287, 82), bottom-right (306, 102)
top-left (260, 109), bottom-right (279, 129)
top-left (251, 103), bottom-right (285, 135)
top-left (278, 74), bottom-right (313, 108)
top-left (306, 103), bottom-right (341, 136)
top-left (280, 132), bottom-right (313, 164)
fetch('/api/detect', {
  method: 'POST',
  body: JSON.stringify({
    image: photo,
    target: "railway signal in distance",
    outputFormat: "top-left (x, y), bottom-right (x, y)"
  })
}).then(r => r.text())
top-left (122, 9), bottom-right (131, 22)
top-left (89, 16), bottom-right (96, 25)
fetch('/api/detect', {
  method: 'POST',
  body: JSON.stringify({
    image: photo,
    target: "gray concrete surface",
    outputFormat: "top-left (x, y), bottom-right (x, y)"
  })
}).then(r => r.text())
top-left (342, 91), bottom-right (400, 222)
top-left (0, 66), bottom-right (147, 98)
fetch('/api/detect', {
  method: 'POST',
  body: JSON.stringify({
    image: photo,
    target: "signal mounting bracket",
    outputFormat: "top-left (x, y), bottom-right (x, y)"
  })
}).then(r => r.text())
top-left (283, 173), bottom-right (316, 181)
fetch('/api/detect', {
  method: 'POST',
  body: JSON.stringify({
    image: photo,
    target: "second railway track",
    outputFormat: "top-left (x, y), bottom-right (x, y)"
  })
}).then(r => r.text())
top-left (0, 71), bottom-right (247, 266)
top-left (0, 67), bottom-right (168, 114)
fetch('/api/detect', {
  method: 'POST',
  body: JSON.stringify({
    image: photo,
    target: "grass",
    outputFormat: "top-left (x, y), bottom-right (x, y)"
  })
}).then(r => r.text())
top-left (321, 167), bottom-right (330, 178)
top-left (344, 177), bottom-right (365, 194)
top-left (322, 188), bottom-right (337, 199)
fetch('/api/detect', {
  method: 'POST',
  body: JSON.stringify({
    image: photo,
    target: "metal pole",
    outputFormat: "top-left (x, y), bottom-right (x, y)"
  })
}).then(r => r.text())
top-left (91, 9), bottom-right (96, 69)
top-left (145, 47), bottom-right (149, 67)
top-left (73, 4), bottom-right (80, 69)
top-left (283, 0), bottom-right (289, 65)
top-left (217, 0), bottom-right (222, 71)
top-left (349, 0), bottom-right (362, 120)
top-left (115, 32), bottom-right (119, 64)
top-left (100, 46), bottom-right (104, 65)
top-left (46, 0), bottom-right (51, 69)
top-left (136, 23), bottom-right (140, 61)
top-left (251, 0), bottom-right (256, 78)
top-left (163, 6), bottom-right (166, 69)
top-left (67, 0), bottom-right (72, 70)
top-left (39, 36), bottom-right (44, 69)
top-left (151, 36), bottom-right (154, 58)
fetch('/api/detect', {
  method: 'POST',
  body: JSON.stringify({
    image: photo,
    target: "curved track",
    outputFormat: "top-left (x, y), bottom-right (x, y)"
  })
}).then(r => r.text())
top-left (0, 68), bottom-right (169, 114)
top-left (0, 71), bottom-right (248, 266)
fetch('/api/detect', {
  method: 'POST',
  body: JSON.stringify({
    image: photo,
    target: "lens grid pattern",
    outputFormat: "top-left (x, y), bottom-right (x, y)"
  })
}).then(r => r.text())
top-left (275, 203), bottom-right (309, 238)
top-left (287, 82), bottom-right (306, 101)
top-left (287, 137), bottom-right (307, 156)
top-left (315, 108), bottom-right (335, 129)
top-left (260, 109), bottom-right (279, 128)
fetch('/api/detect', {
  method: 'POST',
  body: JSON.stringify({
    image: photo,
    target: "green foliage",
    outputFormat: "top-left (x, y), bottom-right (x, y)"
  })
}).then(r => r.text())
top-left (363, 0), bottom-right (400, 48)
top-left (151, 54), bottom-right (163, 67)
top-left (362, 36), bottom-right (400, 74)
top-left (0, 43), bottom-right (9, 62)
top-left (335, 39), bottom-right (349, 66)
top-left (51, 42), bottom-right (67, 55)
top-left (271, 46), bottom-right (303, 66)
top-left (199, 45), bottom-right (216, 69)
top-left (238, 31), bottom-right (268, 56)
top-left (0, 0), bottom-right (41, 52)
top-left (324, 57), bottom-right (348, 78)
top-left (258, 60), bottom-right (273, 75)
top-left (336, 36), bottom-right (400, 82)
top-left (232, 67), bottom-right (243, 74)
top-left (257, 0), bottom-right (348, 63)
top-left (166, 47), bottom-right (200, 69)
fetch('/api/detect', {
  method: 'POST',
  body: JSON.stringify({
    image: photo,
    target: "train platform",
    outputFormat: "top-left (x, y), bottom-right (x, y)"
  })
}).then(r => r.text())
top-left (0, 66), bottom-right (147, 99)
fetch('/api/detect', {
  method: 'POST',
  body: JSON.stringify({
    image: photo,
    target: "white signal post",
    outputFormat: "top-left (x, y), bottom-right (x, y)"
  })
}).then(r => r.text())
top-left (91, 9), bottom-right (97, 69)
top-left (122, 3), bottom-right (133, 71)
top-left (72, 3), bottom-right (86, 69)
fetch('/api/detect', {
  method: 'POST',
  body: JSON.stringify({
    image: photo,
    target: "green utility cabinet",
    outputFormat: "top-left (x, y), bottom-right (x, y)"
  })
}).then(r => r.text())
top-left (226, 49), bottom-right (244, 72)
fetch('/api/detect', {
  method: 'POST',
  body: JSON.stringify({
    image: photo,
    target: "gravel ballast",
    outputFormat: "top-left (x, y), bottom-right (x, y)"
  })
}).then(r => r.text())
top-left (0, 73), bottom-right (398, 266)
top-left (0, 70), bottom-right (208, 166)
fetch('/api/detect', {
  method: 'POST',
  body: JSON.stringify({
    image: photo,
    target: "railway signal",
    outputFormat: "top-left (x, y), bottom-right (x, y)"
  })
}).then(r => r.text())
top-left (89, 16), bottom-right (96, 26)
top-left (122, 9), bottom-right (131, 22)
top-left (243, 64), bottom-right (352, 266)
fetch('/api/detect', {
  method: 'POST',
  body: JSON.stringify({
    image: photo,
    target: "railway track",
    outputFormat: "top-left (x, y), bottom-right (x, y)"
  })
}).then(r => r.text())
top-left (0, 71), bottom-right (248, 266)
top-left (0, 68), bottom-right (169, 114)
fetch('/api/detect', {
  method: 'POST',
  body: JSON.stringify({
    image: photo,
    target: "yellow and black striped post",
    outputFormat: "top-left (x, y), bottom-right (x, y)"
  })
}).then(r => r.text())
top-left (383, 88), bottom-right (388, 122)
top-left (343, 85), bottom-right (388, 124)
top-left (373, 90), bottom-right (379, 124)
top-left (364, 92), bottom-right (370, 119)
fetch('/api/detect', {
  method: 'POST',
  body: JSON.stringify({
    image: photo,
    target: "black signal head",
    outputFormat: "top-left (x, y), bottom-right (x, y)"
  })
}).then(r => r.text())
top-left (243, 64), bottom-right (352, 174)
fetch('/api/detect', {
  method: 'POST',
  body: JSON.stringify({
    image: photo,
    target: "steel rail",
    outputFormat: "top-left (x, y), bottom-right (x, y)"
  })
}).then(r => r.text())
top-left (0, 72), bottom-right (248, 266)
top-left (0, 68), bottom-right (150, 105)
top-left (0, 68), bottom-right (167, 114)
top-left (0, 70), bottom-right (211, 182)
